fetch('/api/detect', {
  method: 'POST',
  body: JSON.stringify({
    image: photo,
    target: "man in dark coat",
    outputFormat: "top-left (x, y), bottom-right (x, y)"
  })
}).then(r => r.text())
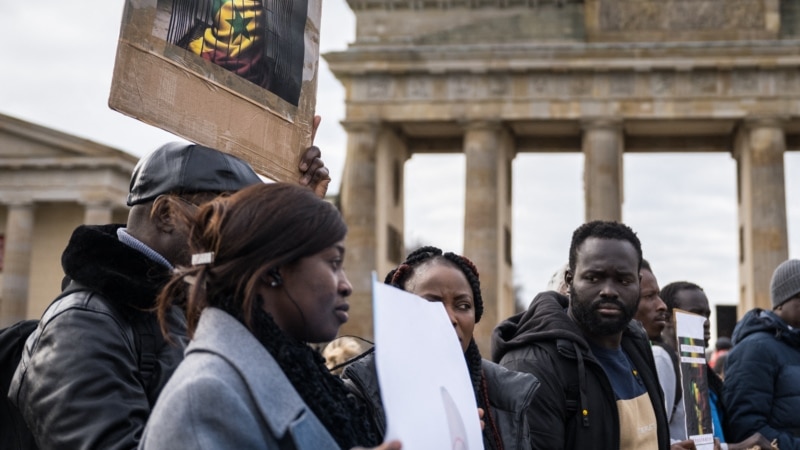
top-left (8, 141), bottom-right (329, 450)
top-left (492, 220), bottom-right (670, 450)
top-left (723, 258), bottom-right (800, 450)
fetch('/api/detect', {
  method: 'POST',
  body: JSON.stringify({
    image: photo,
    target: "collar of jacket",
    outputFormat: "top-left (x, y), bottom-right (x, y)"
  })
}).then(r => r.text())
top-left (190, 307), bottom-right (339, 444)
top-left (60, 224), bottom-right (171, 312)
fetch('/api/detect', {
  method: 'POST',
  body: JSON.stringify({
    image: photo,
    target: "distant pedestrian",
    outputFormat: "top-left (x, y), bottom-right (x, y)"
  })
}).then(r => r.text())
top-left (708, 337), bottom-right (732, 371)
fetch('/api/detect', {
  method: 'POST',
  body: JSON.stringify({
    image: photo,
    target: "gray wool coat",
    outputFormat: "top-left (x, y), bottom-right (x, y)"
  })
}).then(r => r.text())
top-left (139, 307), bottom-right (339, 450)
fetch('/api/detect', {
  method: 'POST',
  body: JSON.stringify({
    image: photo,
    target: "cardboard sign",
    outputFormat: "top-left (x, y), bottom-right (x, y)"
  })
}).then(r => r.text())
top-left (674, 309), bottom-right (714, 450)
top-left (109, 0), bottom-right (321, 181)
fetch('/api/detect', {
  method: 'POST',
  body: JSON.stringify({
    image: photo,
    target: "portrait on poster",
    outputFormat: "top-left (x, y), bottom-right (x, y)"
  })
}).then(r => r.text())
top-left (109, 0), bottom-right (321, 182)
top-left (163, 0), bottom-right (309, 108)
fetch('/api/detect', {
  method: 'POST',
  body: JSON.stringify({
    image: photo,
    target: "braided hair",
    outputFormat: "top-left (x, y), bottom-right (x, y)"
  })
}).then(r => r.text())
top-left (386, 246), bottom-right (502, 450)
top-left (385, 246), bottom-right (484, 322)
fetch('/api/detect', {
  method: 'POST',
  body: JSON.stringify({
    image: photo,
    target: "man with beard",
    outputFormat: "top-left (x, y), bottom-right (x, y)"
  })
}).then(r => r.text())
top-left (491, 220), bottom-right (670, 450)
top-left (634, 264), bottom-right (697, 450)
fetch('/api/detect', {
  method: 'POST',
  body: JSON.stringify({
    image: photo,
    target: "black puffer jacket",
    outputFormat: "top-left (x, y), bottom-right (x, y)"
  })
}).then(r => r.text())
top-left (491, 291), bottom-right (669, 450)
top-left (342, 351), bottom-right (539, 450)
top-left (723, 308), bottom-right (800, 449)
top-left (8, 225), bottom-right (188, 450)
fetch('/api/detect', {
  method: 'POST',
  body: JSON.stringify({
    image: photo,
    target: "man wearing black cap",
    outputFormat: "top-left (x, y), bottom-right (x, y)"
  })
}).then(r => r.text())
top-left (8, 142), bottom-right (329, 450)
top-left (723, 258), bottom-right (800, 450)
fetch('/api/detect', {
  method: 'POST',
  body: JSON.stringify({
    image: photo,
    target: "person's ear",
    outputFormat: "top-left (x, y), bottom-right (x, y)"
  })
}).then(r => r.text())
top-left (267, 269), bottom-right (283, 287)
top-left (151, 196), bottom-right (176, 233)
top-left (564, 269), bottom-right (573, 286)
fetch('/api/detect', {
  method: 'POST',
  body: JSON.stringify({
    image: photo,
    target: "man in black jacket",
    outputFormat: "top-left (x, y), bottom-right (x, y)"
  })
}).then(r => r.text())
top-left (8, 141), bottom-right (329, 450)
top-left (492, 220), bottom-right (670, 450)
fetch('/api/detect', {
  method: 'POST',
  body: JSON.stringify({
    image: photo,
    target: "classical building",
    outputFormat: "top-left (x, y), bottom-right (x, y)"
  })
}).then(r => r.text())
top-left (325, 0), bottom-right (800, 350)
top-left (0, 113), bottom-right (135, 327)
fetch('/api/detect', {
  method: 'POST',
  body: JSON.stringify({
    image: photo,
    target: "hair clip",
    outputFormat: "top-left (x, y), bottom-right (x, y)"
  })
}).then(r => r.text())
top-left (191, 252), bottom-right (215, 266)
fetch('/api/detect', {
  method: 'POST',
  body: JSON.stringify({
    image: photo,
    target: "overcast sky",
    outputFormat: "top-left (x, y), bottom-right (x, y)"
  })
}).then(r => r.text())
top-left (2, 0), bottom-right (798, 336)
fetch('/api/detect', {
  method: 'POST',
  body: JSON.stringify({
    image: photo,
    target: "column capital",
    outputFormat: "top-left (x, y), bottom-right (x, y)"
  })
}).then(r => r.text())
top-left (80, 200), bottom-right (115, 208)
top-left (581, 116), bottom-right (623, 132)
top-left (742, 114), bottom-right (788, 130)
top-left (340, 119), bottom-right (382, 134)
top-left (460, 119), bottom-right (504, 133)
top-left (734, 114), bottom-right (788, 161)
top-left (4, 199), bottom-right (35, 208)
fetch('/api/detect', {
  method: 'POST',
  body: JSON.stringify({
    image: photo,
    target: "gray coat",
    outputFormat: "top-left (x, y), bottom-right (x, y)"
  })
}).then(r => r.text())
top-left (139, 307), bottom-right (339, 450)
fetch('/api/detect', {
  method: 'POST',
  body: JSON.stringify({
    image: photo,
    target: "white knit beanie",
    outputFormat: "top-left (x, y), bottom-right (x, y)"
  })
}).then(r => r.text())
top-left (770, 259), bottom-right (800, 309)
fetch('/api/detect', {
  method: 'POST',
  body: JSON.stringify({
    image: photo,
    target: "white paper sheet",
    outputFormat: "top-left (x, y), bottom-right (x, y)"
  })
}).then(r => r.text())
top-left (372, 274), bottom-right (484, 450)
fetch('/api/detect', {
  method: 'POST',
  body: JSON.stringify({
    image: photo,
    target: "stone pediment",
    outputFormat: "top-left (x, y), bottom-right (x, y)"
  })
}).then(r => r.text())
top-left (0, 112), bottom-right (136, 162)
top-left (0, 112), bottom-right (137, 208)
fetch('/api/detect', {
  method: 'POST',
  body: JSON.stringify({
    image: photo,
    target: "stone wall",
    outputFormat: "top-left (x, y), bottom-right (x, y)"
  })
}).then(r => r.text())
top-left (349, 1), bottom-right (584, 44)
top-left (585, 0), bottom-right (780, 42)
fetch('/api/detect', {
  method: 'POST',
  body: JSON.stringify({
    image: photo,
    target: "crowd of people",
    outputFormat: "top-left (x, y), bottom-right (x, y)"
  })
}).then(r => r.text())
top-left (4, 137), bottom-right (799, 450)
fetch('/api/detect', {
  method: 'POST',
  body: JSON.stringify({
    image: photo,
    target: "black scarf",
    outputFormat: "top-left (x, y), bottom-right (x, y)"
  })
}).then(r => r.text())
top-left (247, 309), bottom-right (380, 449)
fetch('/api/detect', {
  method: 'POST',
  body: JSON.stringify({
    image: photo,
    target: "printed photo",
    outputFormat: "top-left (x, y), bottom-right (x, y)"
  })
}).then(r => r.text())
top-left (164, 0), bottom-right (308, 106)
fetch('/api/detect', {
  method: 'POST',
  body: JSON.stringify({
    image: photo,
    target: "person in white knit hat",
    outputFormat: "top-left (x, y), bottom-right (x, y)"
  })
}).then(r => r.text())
top-left (723, 258), bottom-right (800, 450)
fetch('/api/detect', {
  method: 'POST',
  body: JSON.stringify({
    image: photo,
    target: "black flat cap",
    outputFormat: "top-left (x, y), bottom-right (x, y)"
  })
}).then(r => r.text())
top-left (127, 142), bottom-right (262, 206)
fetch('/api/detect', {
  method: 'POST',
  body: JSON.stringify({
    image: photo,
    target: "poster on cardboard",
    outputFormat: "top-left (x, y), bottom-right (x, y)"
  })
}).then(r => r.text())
top-left (109, 0), bottom-right (321, 181)
top-left (674, 309), bottom-right (714, 450)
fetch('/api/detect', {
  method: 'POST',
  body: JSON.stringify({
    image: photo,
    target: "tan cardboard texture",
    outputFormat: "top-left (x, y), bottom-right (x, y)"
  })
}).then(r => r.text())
top-left (109, 0), bottom-right (321, 181)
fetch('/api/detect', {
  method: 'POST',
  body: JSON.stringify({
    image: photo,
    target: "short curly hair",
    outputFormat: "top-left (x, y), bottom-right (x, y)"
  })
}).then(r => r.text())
top-left (569, 220), bottom-right (643, 273)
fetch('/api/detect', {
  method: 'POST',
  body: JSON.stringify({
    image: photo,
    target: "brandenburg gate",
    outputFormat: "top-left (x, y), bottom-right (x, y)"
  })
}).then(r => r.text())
top-left (325, 0), bottom-right (800, 350)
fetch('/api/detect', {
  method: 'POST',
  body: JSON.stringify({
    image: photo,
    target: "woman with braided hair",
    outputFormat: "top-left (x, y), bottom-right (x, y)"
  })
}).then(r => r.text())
top-left (342, 246), bottom-right (540, 450)
top-left (139, 182), bottom-right (400, 450)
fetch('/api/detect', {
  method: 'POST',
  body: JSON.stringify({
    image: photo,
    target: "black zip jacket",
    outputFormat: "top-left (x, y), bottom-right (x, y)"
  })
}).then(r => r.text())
top-left (491, 291), bottom-right (670, 450)
top-left (9, 225), bottom-right (188, 450)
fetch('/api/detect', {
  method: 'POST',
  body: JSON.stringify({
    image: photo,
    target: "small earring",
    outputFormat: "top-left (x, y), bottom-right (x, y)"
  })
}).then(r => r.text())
top-left (270, 280), bottom-right (280, 287)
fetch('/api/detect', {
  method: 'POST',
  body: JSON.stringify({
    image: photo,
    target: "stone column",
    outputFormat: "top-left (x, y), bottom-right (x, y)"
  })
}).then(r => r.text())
top-left (83, 202), bottom-right (114, 225)
top-left (582, 118), bottom-right (624, 222)
top-left (463, 121), bottom-right (514, 354)
top-left (338, 120), bottom-right (381, 341)
top-left (1, 202), bottom-right (35, 326)
top-left (375, 129), bottom-right (409, 277)
top-left (734, 116), bottom-right (789, 314)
